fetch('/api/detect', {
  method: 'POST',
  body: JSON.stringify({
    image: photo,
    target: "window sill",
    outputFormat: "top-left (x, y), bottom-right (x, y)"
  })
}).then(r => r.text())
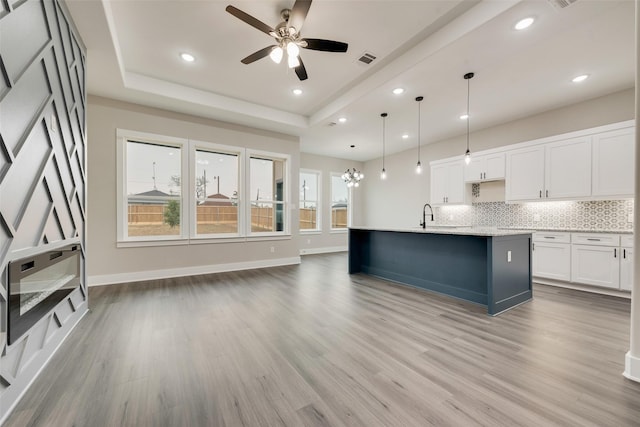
top-left (246, 234), bottom-right (292, 242)
top-left (300, 230), bottom-right (322, 235)
top-left (190, 236), bottom-right (246, 245)
top-left (330, 229), bottom-right (348, 234)
top-left (117, 238), bottom-right (190, 248)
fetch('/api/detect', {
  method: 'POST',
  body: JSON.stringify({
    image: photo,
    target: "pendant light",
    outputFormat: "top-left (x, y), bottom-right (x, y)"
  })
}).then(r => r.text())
top-left (380, 113), bottom-right (388, 180)
top-left (464, 72), bottom-right (474, 165)
top-left (415, 96), bottom-right (423, 174)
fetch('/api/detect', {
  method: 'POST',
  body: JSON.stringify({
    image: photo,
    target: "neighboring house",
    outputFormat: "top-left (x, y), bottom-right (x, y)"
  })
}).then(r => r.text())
top-left (128, 189), bottom-right (174, 204)
top-left (201, 193), bottom-right (233, 206)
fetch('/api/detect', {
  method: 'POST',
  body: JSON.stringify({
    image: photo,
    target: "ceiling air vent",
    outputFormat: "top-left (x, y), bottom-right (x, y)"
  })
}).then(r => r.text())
top-left (546, 0), bottom-right (579, 10)
top-left (357, 52), bottom-right (377, 65)
top-left (327, 122), bottom-right (337, 127)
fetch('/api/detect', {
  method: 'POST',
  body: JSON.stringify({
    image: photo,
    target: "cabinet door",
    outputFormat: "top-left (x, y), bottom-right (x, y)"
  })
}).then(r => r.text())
top-left (484, 153), bottom-right (505, 180)
top-left (446, 161), bottom-right (465, 203)
top-left (592, 128), bottom-right (635, 197)
top-left (430, 164), bottom-right (448, 205)
top-left (620, 247), bottom-right (634, 291)
top-left (532, 242), bottom-right (571, 281)
top-left (571, 244), bottom-right (620, 289)
top-left (545, 137), bottom-right (591, 199)
top-left (506, 146), bottom-right (545, 201)
top-left (464, 156), bottom-right (485, 183)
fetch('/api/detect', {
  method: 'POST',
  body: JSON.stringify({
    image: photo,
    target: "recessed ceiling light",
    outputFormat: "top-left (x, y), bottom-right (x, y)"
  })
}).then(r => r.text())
top-left (402, 134), bottom-right (409, 139)
top-left (292, 89), bottom-right (303, 95)
top-left (338, 117), bottom-right (347, 123)
top-left (572, 74), bottom-right (589, 83)
top-left (392, 88), bottom-right (405, 95)
top-left (459, 114), bottom-right (469, 120)
top-left (350, 145), bottom-right (355, 148)
top-left (180, 52), bottom-right (195, 62)
top-left (514, 17), bottom-right (535, 30)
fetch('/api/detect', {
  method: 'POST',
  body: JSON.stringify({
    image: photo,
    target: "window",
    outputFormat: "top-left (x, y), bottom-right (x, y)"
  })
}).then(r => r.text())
top-left (117, 129), bottom-right (291, 245)
top-left (194, 147), bottom-right (240, 237)
top-left (331, 173), bottom-right (349, 230)
top-left (119, 133), bottom-right (187, 241)
top-left (249, 154), bottom-right (288, 234)
top-left (299, 170), bottom-right (320, 232)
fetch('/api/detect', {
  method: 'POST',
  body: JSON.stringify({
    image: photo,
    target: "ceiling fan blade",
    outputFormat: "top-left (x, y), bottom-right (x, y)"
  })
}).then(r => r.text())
top-left (241, 45), bottom-right (277, 64)
top-left (226, 5), bottom-right (275, 36)
top-left (288, 0), bottom-right (312, 33)
top-left (302, 38), bottom-right (348, 53)
top-left (294, 57), bottom-right (308, 81)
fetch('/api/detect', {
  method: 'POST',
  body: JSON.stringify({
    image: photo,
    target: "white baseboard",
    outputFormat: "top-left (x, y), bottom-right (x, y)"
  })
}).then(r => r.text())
top-left (88, 256), bottom-right (301, 287)
top-left (624, 351), bottom-right (640, 383)
top-left (533, 278), bottom-right (631, 299)
top-left (299, 246), bottom-right (347, 255)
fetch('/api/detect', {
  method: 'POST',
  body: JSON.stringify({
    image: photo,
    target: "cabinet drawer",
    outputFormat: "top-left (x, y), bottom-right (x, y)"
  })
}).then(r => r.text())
top-left (533, 232), bottom-right (571, 243)
top-left (621, 235), bottom-right (634, 247)
top-left (571, 233), bottom-right (620, 247)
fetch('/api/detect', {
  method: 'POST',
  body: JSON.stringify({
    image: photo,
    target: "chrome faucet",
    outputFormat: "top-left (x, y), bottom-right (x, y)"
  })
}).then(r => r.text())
top-left (421, 203), bottom-right (434, 229)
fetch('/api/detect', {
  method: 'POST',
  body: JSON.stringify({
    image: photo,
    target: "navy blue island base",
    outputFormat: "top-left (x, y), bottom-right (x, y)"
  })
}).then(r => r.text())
top-left (348, 227), bottom-right (533, 315)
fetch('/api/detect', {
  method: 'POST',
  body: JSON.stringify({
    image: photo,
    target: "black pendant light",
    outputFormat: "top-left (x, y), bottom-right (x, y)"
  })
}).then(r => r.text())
top-left (415, 96), bottom-right (423, 174)
top-left (380, 112), bottom-right (388, 180)
top-left (464, 72), bottom-right (474, 165)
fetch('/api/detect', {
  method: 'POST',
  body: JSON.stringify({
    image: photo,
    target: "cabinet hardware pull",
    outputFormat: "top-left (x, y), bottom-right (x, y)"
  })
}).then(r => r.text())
top-left (480, 173), bottom-right (482, 179)
top-left (539, 190), bottom-right (542, 198)
top-left (543, 236), bottom-right (555, 239)
top-left (587, 238), bottom-right (601, 241)
top-left (624, 249), bottom-right (626, 259)
top-left (546, 190), bottom-right (549, 198)
top-left (532, 243), bottom-right (535, 251)
top-left (614, 248), bottom-right (617, 258)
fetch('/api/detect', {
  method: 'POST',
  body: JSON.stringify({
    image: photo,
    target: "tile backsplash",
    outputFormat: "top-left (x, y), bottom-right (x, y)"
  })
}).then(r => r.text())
top-left (436, 200), bottom-right (634, 231)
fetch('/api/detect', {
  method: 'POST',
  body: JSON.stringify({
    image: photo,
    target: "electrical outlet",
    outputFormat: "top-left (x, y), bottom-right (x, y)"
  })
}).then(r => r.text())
top-left (507, 251), bottom-right (512, 263)
top-left (533, 214), bottom-right (541, 222)
top-left (270, 246), bottom-right (275, 253)
top-left (307, 239), bottom-right (311, 244)
top-left (628, 213), bottom-right (634, 223)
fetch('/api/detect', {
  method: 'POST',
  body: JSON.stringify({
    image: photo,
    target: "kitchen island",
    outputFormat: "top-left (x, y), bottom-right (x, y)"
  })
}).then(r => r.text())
top-left (348, 227), bottom-right (533, 315)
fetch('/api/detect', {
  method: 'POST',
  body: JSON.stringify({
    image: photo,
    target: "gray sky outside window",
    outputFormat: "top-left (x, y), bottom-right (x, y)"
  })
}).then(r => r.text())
top-left (331, 175), bottom-right (348, 205)
top-left (126, 142), bottom-right (278, 200)
top-left (300, 172), bottom-right (318, 201)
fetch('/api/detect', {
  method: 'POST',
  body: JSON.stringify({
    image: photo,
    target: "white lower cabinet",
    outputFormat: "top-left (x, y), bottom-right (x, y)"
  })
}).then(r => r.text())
top-left (532, 232), bottom-right (571, 281)
top-left (571, 244), bottom-right (620, 289)
top-left (620, 247), bottom-right (634, 291)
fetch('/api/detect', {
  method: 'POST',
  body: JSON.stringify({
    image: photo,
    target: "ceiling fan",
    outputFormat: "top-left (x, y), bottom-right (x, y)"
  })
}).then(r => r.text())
top-left (225, 0), bottom-right (348, 81)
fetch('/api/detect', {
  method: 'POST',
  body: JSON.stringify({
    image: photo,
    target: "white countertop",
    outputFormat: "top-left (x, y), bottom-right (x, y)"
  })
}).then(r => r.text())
top-left (349, 226), bottom-right (533, 237)
top-left (498, 227), bottom-right (633, 234)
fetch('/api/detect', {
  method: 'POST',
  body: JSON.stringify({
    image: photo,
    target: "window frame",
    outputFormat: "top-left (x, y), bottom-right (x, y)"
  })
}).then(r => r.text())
top-left (246, 149), bottom-right (291, 238)
top-left (116, 129), bottom-right (189, 245)
top-left (189, 139), bottom-right (244, 241)
top-left (299, 169), bottom-right (321, 233)
top-left (330, 172), bottom-right (350, 232)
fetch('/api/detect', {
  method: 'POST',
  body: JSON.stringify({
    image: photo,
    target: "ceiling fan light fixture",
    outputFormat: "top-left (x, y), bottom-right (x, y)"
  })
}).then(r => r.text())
top-left (270, 46), bottom-right (283, 64)
top-left (180, 52), bottom-right (195, 62)
top-left (288, 54), bottom-right (300, 69)
top-left (286, 41), bottom-right (300, 57)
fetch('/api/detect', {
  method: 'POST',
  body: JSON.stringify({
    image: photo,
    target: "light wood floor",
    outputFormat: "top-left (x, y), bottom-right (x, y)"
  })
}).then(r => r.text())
top-left (5, 253), bottom-right (640, 426)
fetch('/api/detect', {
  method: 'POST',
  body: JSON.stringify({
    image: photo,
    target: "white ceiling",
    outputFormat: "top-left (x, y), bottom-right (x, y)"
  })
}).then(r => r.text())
top-left (65, 0), bottom-right (636, 162)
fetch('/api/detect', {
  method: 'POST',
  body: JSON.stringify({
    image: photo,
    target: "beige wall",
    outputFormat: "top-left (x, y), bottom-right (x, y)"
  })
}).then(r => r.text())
top-left (362, 88), bottom-right (636, 227)
top-left (87, 96), bottom-right (301, 283)
top-left (299, 153), bottom-right (364, 253)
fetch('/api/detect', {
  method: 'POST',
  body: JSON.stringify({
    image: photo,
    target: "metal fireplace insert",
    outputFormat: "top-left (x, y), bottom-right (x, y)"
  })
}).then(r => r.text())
top-left (8, 243), bottom-right (81, 345)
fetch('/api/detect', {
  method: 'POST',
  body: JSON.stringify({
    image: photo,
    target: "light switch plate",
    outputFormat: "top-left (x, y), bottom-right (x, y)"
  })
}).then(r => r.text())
top-left (507, 251), bottom-right (512, 262)
top-left (533, 214), bottom-right (541, 222)
top-left (628, 213), bottom-right (634, 223)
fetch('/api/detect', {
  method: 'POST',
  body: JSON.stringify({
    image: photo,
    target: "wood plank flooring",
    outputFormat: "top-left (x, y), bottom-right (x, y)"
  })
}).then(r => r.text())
top-left (5, 253), bottom-right (640, 426)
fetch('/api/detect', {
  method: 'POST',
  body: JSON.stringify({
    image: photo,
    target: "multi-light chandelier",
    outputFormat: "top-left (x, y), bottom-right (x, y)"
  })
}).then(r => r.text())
top-left (342, 168), bottom-right (363, 187)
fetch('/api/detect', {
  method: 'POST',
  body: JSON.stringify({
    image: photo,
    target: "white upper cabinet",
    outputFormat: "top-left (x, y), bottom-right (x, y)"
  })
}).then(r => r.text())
top-left (545, 137), bottom-right (591, 199)
top-left (430, 160), bottom-right (468, 205)
top-left (464, 153), bottom-right (505, 183)
top-left (592, 127), bottom-right (635, 198)
top-left (505, 146), bottom-right (545, 201)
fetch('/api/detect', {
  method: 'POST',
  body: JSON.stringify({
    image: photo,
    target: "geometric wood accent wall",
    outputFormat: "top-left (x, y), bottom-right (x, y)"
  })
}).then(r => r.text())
top-left (0, 0), bottom-right (87, 419)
